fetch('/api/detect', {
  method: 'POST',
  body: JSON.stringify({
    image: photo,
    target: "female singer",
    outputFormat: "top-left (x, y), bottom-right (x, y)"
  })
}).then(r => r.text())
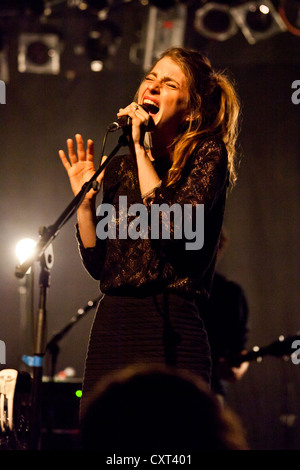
top-left (59, 47), bottom-right (240, 412)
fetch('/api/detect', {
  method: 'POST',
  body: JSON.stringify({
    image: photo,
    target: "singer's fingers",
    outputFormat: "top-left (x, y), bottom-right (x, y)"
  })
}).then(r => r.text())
top-left (122, 102), bottom-right (148, 122)
top-left (66, 138), bottom-right (77, 164)
top-left (117, 102), bottom-right (138, 117)
top-left (75, 134), bottom-right (86, 161)
top-left (58, 149), bottom-right (71, 171)
top-left (86, 139), bottom-right (94, 162)
top-left (135, 106), bottom-right (150, 127)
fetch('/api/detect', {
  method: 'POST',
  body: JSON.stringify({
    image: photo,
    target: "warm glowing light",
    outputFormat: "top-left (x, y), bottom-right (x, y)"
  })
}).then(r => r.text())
top-left (90, 60), bottom-right (103, 72)
top-left (15, 238), bottom-right (37, 264)
top-left (259, 4), bottom-right (270, 14)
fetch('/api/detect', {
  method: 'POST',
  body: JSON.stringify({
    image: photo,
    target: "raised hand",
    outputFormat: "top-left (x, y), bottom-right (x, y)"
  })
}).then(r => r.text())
top-left (59, 134), bottom-right (105, 200)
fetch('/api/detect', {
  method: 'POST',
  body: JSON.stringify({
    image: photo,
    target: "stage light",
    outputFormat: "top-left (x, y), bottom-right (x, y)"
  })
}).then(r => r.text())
top-left (90, 60), bottom-right (104, 72)
top-left (86, 19), bottom-right (122, 71)
top-left (18, 32), bottom-right (61, 74)
top-left (231, 0), bottom-right (287, 44)
top-left (194, 2), bottom-right (238, 41)
top-left (16, 239), bottom-right (37, 266)
top-left (15, 238), bottom-right (37, 276)
top-left (143, 4), bottom-right (187, 71)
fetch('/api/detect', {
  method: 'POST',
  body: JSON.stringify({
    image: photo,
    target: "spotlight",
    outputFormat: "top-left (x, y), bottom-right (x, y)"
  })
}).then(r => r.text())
top-left (86, 19), bottom-right (122, 71)
top-left (194, 2), bottom-right (238, 41)
top-left (15, 239), bottom-right (37, 273)
top-left (231, 0), bottom-right (287, 44)
top-left (18, 32), bottom-right (61, 74)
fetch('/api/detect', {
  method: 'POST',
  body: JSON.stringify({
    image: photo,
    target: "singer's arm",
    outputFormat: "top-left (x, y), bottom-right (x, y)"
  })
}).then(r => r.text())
top-left (134, 144), bottom-right (162, 198)
top-left (76, 199), bottom-right (97, 248)
top-left (59, 134), bottom-right (104, 248)
top-left (117, 103), bottom-right (161, 199)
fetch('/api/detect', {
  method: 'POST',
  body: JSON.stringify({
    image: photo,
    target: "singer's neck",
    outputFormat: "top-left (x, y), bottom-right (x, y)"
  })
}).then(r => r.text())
top-left (150, 132), bottom-right (172, 162)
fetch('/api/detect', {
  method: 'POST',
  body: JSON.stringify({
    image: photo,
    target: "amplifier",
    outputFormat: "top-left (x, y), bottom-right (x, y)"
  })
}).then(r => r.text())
top-left (41, 378), bottom-right (82, 450)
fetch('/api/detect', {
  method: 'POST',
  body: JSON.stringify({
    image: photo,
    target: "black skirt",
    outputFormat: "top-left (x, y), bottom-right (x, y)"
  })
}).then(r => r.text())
top-left (81, 291), bottom-right (211, 412)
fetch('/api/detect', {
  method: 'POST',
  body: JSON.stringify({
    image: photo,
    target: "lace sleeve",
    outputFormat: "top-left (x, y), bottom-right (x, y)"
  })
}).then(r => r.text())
top-left (76, 224), bottom-right (105, 280)
top-left (143, 137), bottom-right (228, 248)
top-left (144, 137), bottom-right (228, 210)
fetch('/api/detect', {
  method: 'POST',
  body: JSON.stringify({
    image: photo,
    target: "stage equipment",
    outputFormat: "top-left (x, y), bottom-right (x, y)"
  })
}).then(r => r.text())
top-left (194, 2), bottom-right (238, 41)
top-left (18, 32), bottom-right (61, 74)
top-left (86, 18), bottom-right (122, 71)
top-left (143, 4), bottom-right (187, 72)
top-left (231, 0), bottom-right (287, 44)
top-left (0, 369), bottom-right (31, 450)
top-left (16, 239), bottom-right (37, 366)
top-left (14, 119), bottom-right (131, 449)
top-left (46, 295), bottom-right (102, 379)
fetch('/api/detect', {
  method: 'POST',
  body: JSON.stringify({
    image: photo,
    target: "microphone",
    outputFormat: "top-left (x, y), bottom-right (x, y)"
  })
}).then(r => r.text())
top-left (107, 104), bottom-right (153, 132)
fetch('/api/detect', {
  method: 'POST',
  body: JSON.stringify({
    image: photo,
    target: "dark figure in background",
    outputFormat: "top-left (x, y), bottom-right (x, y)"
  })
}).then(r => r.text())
top-left (59, 47), bottom-right (241, 413)
top-left (80, 365), bottom-right (249, 451)
top-left (202, 271), bottom-right (249, 399)
top-left (200, 230), bottom-right (250, 399)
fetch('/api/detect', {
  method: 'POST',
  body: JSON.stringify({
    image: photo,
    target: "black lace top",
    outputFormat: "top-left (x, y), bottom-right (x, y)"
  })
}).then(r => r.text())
top-left (77, 135), bottom-right (229, 301)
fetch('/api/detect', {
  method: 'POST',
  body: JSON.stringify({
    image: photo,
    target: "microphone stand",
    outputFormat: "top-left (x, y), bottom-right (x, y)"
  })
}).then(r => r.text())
top-left (43, 295), bottom-right (102, 445)
top-left (46, 295), bottom-right (103, 380)
top-left (14, 131), bottom-right (129, 450)
top-left (28, 244), bottom-right (53, 451)
top-left (15, 132), bottom-right (129, 279)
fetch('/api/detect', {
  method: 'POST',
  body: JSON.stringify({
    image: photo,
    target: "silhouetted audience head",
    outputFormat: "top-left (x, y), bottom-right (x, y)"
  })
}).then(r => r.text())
top-left (80, 364), bottom-right (248, 451)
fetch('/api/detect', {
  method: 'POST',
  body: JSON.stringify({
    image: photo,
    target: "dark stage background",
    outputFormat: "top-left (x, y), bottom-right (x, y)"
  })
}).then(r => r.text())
top-left (0, 1), bottom-right (299, 450)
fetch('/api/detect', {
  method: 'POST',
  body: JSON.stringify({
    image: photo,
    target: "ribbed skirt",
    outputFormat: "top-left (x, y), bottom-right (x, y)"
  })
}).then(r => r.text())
top-left (81, 291), bottom-right (211, 414)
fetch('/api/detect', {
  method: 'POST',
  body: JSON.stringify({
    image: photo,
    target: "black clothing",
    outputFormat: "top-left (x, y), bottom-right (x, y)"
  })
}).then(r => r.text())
top-left (201, 272), bottom-right (249, 396)
top-left (81, 292), bottom-right (212, 411)
top-left (77, 136), bottom-right (228, 407)
top-left (78, 136), bottom-right (228, 301)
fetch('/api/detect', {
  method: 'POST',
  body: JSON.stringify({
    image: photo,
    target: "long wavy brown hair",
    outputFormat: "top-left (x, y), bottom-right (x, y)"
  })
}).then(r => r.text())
top-left (142, 47), bottom-right (241, 189)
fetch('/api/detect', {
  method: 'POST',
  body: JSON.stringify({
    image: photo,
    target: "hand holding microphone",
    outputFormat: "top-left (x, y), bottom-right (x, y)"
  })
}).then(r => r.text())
top-left (107, 103), bottom-right (154, 133)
